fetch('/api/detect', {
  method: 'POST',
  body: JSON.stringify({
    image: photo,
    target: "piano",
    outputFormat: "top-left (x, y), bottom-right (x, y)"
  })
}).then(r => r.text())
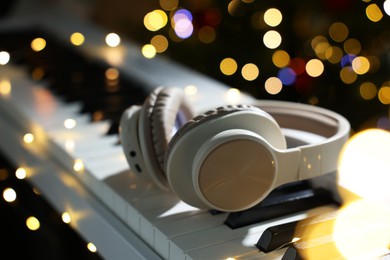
top-left (1, 1), bottom-right (389, 259)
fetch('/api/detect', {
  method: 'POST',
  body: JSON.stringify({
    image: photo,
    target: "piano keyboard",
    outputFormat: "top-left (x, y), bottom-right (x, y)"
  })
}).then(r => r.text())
top-left (0, 6), bottom-right (353, 260)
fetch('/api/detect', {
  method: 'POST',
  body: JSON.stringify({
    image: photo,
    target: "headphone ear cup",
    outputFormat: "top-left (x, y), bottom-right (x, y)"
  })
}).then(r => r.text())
top-left (166, 105), bottom-right (287, 211)
top-left (138, 86), bottom-right (194, 189)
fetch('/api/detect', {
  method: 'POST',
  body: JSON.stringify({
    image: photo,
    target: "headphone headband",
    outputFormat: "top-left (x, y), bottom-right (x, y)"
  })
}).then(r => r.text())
top-left (251, 100), bottom-right (350, 181)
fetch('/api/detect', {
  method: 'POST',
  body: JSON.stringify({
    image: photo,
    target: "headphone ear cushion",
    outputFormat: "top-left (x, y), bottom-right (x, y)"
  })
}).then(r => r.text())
top-left (139, 86), bottom-right (194, 189)
top-left (165, 105), bottom-right (287, 210)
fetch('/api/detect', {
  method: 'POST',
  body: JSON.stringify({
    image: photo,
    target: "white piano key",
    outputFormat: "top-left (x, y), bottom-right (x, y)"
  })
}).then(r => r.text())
top-left (169, 213), bottom-right (307, 260)
top-left (154, 212), bottom-right (228, 259)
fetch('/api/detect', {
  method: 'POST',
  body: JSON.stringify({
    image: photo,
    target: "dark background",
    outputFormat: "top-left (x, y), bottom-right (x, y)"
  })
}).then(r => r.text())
top-left (0, 0), bottom-right (389, 258)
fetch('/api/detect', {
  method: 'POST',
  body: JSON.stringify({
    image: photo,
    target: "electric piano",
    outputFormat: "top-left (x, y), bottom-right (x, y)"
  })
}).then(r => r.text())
top-left (0, 2), bottom-right (387, 260)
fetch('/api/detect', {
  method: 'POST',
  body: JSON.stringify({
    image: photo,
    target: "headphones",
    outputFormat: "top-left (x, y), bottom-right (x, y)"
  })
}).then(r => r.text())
top-left (119, 86), bottom-right (350, 212)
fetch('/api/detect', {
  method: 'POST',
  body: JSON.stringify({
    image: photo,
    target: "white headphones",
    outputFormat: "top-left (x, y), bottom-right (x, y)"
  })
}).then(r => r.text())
top-left (119, 87), bottom-right (350, 212)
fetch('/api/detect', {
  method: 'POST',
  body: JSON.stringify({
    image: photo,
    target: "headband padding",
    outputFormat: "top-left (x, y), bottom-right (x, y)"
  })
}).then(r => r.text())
top-left (140, 86), bottom-right (194, 188)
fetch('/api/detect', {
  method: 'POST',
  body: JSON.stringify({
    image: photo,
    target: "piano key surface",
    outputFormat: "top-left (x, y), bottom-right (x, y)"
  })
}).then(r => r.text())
top-left (0, 8), bottom-right (347, 259)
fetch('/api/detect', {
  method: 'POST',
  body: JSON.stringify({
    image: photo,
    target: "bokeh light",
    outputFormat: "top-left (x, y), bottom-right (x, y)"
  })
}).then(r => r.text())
top-left (70, 32), bottom-right (85, 46)
top-left (241, 63), bottom-right (259, 81)
top-left (306, 59), bottom-right (324, 77)
top-left (329, 22), bottom-right (349, 42)
top-left (325, 46), bottom-right (343, 64)
top-left (150, 35), bottom-right (169, 53)
top-left (31, 38), bottom-right (46, 52)
top-left (159, 0), bottom-right (178, 11)
top-left (343, 38), bottom-right (361, 55)
top-left (144, 9), bottom-right (168, 32)
top-left (265, 77), bottom-right (283, 95)
top-left (263, 8), bottom-right (282, 27)
top-left (172, 9), bottom-right (193, 39)
top-left (384, 0), bottom-right (390, 16)
top-left (220, 57), bottom-right (238, 76)
top-left (3, 187), bottom-right (16, 202)
top-left (198, 26), bottom-right (216, 44)
top-left (142, 44), bottom-right (157, 59)
top-left (378, 86), bottom-right (390, 104)
top-left (338, 129), bottom-right (390, 203)
top-left (277, 67), bottom-right (296, 85)
top-left (359, 82), bottom-right (377, 100)
top-left (352, 56), bottom-right (370, 75)
top-left (0, 80), bottom-right (11, 95)
top-left (263, 30), bottom-right (282, 49)
top-left (26, 216), bottom-right (40, 231)
top-left (366, 3), bottom-right (383, 22)
top-left (105, 33), bottom-right (120, 47)
top-left (340, 66), bottom-right (357, 84)
top-left (0, 51), bottom-right (10, 65)
top-left (272, 50), bottom-right (290, 68)
top-left (15, 167), bottom-right (27, 180)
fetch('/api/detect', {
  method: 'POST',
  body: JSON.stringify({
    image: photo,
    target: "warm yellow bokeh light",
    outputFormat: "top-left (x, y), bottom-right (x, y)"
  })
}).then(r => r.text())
top-left (62, 212), bottom-right (71, 224)
top-left (87, 242), bottom-right (97, 253)
top-left (359, 82), bottom-right (377, 100)
top-left (333, 200), bottom-right (390, 259)
top-left (325, 46), bottom-right (343, 64)
top-left (329, 22), bottom-right (349, 42)
top-left (241, 63), bottom-right (259, 81)
top-left (15, 167), bottom-right (27, 180)
top-left (0, 80), bottom-right (11, 95)
top-left (23, 133), bottom-right (35, 144)
top-left (142, 44), bottom-right (157, 59)
top-left (151, 35), bottom-right (169, 53)
top-left (26, 216), bottom-right (40, 231)
top-left (159, 0), bottom-right (178, 11)
top-left (73, 159), bottom-right (84, 172)
top-left (70, 32), bottom-right (85, 46)
top-left (272, 50), bottom-right (290, 68)
top-left (344, 38), bottom-right (361, 55)
top-left (366, 3), bottom-right (383, 22)
top-left (263, 30), bottom-right (282, 49)
top-left (306, 59), bottom-right (324, 77)
top-left (378, 86), bottom-right (390, 104)
top-left (220, 57), bottom-right (238, 76)
top-left (105, 68), bottom-right (119, 80)
top-left (3, 187), bottom-right (16, 202)
top-left (338, 129), bottom-right (390, 202)
top-left (339, 66), bottom-right (357, 84)
top-left (265, 77), bottom-right (283, 95)
top-left (263, 8), bottom-right (282, 27)
top-left (31, 38), bottom-right (46, 52)
top-left (352, 56), bottom-right (370, 75)
top-left (144, 10), bottom-right (168, 31)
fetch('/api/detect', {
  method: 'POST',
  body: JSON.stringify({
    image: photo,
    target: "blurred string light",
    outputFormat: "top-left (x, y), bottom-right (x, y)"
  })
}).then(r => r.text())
top-left (159, 0), bottom-right (178, 11)
top-left (220, 57), bottom-right (238, 76)
top-left (142, 44), bottom-right (157, 59)
top-left (263, 8), bottom-right (282, 27)
top-left (70, 32), bottom-right (85, 46)
top-left (144, 9), bottom-right (168, 32)
top-left (241, 63), bottom-right (259, 81)
top-left (150, 35), bottom-right (169, 53)
top-left (31, 38), bottom-right (46, 52)
top-left (263, 30), bottom-right (282, 49)
top-left (0, 51), bottom-right (10, 65)
top-left (385, 0), bottom-right (390, 16)
top-left (26, 216), bottom-right (40, 231)
top-left (0, 79), bottom-right (11, 95)
top-left (3, 187), bottom-right (16, 202)
top-left (172, 9), bottom-right (194, 39)
top-left (105, 33), bottom-right (120, 47)
top-left (366, 3), bottom-right (383, 22)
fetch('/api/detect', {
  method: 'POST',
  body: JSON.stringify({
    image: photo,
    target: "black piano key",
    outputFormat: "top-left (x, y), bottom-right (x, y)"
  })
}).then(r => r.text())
top-left (256, 220), bottom-right (299, 252)
top-left (224, 187), bottom-right (337, 229)
top-left (281, 246), bottom-right (303, 260)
